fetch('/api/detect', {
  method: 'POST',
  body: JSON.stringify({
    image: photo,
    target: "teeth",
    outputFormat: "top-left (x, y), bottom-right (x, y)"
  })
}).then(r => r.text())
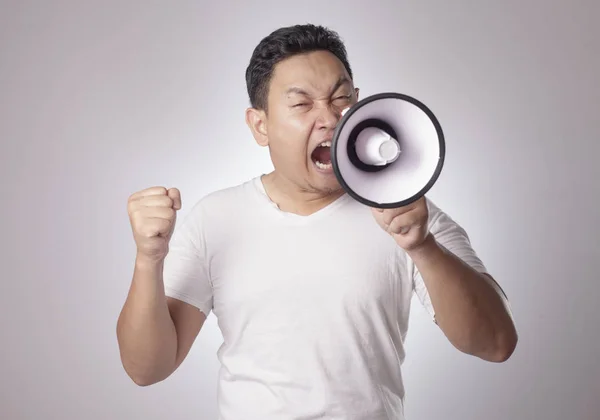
top-left (315, 161), bottom-right (332, 170)
top-left (313, 141), bottom-right (332, 170)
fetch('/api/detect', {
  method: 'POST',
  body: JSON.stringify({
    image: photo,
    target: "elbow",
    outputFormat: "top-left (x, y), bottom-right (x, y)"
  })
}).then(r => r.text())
top-left (454, 322), bottom-right (518, 363)
top-left (119, 355), bottom-right (170, 387)
top-left (130, 374), bottom-right (160, 387)
top-left (484, 327), bottom-right (518, 363)
top-left (116, 323), bottom-right (173, 387)
top-left (124, 367), bottom-right (166, 387)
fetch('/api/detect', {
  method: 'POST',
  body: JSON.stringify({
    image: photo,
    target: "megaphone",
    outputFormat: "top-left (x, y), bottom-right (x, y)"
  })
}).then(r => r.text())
top-left (331, 92), bottom-right (445, 209)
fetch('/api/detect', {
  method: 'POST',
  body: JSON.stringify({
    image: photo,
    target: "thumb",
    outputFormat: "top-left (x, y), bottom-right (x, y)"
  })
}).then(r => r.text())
top-left (370, 207), bottom-right (386, 226)
top-left (168, 188), bottom-right (182, 210)
top-left (371, 207), bottom-right (384, 218)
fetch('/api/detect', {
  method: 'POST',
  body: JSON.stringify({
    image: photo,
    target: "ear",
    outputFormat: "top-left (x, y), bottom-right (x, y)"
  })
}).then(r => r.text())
top-left (354, 87), bottom-right (360, 100)
top-left (245, 107), bottom-right (269, 147)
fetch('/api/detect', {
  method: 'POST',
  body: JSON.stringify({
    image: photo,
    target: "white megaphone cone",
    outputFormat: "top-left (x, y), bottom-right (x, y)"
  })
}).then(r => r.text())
top-left (331, 93), bottom-right (445, 209)
top-left (354, 127), bottom-right (401, 166)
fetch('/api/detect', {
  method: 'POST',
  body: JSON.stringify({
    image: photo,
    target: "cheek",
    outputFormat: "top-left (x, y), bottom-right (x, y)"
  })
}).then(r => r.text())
top-left (270, 114), bottom-right (314, 152)
top-left (284, 114), bottom-right (314, 137)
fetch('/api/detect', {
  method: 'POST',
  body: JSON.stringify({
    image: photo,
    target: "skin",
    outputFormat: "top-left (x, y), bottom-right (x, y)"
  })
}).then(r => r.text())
top-left (372, 201), bottom-right (518, 362)
top-left (247, 50), bottom-right (518, 362)
top-left (117, 187), bottom-right (206, 386)
top-left (246, 50), bottom-right (359, 215)
top-left (117, 48), bottom-right (517, 387)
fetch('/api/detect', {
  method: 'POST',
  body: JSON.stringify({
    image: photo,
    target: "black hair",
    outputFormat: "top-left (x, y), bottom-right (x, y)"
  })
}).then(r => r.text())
top-left (245, 24), bottom-right (353, 111)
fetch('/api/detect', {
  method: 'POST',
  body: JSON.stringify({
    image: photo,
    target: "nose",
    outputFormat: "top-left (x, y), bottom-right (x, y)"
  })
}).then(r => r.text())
top-left (315, 104), bottom-right (346, 131)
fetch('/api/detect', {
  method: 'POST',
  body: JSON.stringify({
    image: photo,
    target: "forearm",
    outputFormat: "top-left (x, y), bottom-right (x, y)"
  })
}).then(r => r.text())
top-left (116, 254), bottom-right (178, 385)
top-left (407, 235), bottom-right (517, 362)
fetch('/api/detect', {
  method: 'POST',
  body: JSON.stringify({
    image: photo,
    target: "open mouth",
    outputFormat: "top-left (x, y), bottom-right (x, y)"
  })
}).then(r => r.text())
top-left (311, 140), bottom-right (332, 170)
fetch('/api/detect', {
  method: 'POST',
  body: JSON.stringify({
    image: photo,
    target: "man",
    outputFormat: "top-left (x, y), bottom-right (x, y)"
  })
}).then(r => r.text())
top-left (117, 24), bottom-right (517, 419)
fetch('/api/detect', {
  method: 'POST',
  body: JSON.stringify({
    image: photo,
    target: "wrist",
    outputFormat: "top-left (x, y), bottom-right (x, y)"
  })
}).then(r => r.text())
top-left (135, 252), bottom-right (165, 271)
top-left (406, 233), bottom-right (440, 261)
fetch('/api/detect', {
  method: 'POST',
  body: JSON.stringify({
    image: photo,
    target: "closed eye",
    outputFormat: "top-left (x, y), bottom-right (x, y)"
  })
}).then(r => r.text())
top-left (333, 95), bottom-right (352, 103)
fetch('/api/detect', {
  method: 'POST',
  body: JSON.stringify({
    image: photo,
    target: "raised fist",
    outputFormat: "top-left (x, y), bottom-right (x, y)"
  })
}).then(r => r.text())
top-left (127, 186), bottom-right (181, 262)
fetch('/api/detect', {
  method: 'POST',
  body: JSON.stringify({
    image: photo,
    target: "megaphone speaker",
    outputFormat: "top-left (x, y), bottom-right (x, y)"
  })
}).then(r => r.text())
top-left (331, 92), bottom-right (445, 209)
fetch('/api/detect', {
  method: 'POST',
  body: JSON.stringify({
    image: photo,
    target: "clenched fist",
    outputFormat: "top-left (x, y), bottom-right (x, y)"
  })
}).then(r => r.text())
top-left (127, 186), bottom-right (181, 262)
top-left (371, 196), bottom-right (430, 252)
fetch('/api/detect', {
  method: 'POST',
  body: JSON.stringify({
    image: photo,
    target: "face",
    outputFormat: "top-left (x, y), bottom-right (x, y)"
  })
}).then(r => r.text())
top-left (246, 50), bottom-right (359, 194)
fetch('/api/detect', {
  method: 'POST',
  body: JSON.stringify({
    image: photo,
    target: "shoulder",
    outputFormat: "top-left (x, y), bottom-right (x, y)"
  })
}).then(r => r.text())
top-left (421, 197), bottom-right (479, 249)
top-left (191, 177), bottom-right (258, 209)
top-left (178, 177), bottom-right (261, 228)
top-left (422, 197), bottom-right (487, 271)
top-left (424, 197), bottom-right (444, 222)
top-left (424, 197), bottom-right (462, 233)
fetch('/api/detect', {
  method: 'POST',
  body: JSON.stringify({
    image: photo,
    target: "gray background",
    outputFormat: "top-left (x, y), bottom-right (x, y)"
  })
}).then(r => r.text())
top-left (1, 1), bottom-right (599, 419)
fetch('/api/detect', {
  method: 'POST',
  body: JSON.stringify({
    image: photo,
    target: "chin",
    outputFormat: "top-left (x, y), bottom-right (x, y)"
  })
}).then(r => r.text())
top-left (309, 164), bottom-right (342, 193)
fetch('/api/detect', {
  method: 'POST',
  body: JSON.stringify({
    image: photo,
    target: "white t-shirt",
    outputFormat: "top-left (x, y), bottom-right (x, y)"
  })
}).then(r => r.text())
top-left (163, 176), bottom-right (487, 420)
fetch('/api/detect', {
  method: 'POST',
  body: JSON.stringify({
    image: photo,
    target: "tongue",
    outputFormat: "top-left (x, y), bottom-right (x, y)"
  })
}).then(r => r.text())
top-left (313, 147), bottom-right (331, 164)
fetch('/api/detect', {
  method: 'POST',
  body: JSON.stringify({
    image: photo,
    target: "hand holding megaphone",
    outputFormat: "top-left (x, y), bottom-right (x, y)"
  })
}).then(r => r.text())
top-left (370, 196), bottom-right (430, 252)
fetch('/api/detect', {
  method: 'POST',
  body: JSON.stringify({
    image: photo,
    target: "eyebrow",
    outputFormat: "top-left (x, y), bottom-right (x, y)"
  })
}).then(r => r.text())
top-left (285, 87), bottom-right (310, 96)
top-left (330, 76), bottom-right (351, 94)
top-left (285, 76), bottom-right (351, 97)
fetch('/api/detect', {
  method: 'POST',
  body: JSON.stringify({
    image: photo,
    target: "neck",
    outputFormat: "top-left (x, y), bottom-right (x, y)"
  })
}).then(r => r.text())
top-left (261, 171), bottom-right (345, 216)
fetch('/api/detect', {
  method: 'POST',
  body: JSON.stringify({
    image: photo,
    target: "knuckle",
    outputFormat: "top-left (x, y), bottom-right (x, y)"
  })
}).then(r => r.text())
top-left (153, 195), bottom-right (172, 207)
top-left (147, 186), bottom-right (167, 195)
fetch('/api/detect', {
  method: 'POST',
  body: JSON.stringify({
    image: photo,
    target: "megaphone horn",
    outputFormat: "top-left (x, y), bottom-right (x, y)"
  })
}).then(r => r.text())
top-left (331, 92), bottom-right (445, 209)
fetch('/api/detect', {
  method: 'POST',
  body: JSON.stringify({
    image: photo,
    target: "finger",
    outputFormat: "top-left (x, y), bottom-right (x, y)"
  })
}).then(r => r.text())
top-left (371, 207), bottom-right (388, 228)
top-left (168, 188), bottom-right (181, 210)
top-left (133, 209), bottom-right (176, 235)
top-left (136, 206), bottom-right (176, 221)
top-left (387, 216), bottom-right (406, 234)
top-left (398, 226), bottom-right (411, 235)
top-left (382, 206), bottom-right (414, 226)
top-left (129, 195), bottom-right (173, 212)
top-left (388, 214), bottom-right (421, 235)
top-left (139, 218), bottom-right (173, 238)
top-left (394, 203), bottom-right (417, 216)
top-left (394, 224), bottom-right (416, 236)
top-left (129, 186), bottom-right (168, 201)
top-left (140, 195), bottom-right (174, 208)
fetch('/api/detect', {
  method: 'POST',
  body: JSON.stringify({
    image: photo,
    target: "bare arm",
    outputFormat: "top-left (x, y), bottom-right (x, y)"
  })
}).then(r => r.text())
top-left (408, 234), bottom-right (518, 362)
top-left (117, 186), bottom-right (206, 386)
top-left (116, 254), bottom-right (206, 386)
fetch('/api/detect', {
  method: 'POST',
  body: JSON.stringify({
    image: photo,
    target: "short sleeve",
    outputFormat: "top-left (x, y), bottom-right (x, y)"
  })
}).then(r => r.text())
top-left (163, 201), bottom-right (213, 316)
top-left (411, 199), bottom-right (488, 321)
